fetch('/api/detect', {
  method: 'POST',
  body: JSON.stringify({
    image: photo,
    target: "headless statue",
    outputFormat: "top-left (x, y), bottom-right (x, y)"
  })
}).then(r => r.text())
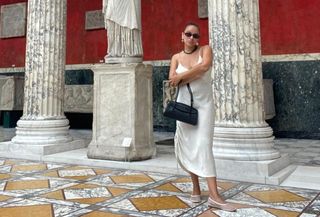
top-left (102, 0), bottom-right (143, 63)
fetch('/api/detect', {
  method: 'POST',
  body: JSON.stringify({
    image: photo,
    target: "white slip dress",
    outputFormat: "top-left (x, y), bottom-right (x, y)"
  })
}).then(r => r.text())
top-left (174, 55), bottom-right (217, 177)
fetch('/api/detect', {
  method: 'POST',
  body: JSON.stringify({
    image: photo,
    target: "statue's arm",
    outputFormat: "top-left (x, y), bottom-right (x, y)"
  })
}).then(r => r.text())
top-left (102, 0), bottom-right (108, 14)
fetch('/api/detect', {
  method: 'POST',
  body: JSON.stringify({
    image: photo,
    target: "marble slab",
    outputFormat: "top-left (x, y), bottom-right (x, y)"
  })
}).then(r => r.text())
top-left (0, 3), bottom-right (26, 38)
top-left (87, 63), bottom-right (156, 161)
top-left (85, 10), bottom-right (104, 30)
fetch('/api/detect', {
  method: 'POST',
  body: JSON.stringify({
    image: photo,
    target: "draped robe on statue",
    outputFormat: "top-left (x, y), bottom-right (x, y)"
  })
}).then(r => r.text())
top-left (102, 0), bottom-right (143, 58)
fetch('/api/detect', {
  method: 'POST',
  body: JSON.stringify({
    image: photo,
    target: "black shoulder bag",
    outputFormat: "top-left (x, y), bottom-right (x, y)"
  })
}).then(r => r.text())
top-left (163, 83), bottom-right (198, 125)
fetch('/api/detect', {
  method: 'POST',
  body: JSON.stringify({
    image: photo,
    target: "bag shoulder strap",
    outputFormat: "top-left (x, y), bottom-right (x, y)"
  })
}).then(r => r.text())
top-left (175, 83), bottom-right (194, 108)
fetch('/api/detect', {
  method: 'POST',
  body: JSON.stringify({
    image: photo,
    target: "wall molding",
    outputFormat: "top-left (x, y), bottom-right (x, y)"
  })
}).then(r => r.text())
top-left (261, 53), bottom-right (320, 62)
top-left (143, 60), bottom-right (170, 66)
top-left (145, 54), bottom-right (320, 66)
top-left (1, 53), bottom-right (320, 73)
top-left (0, 64), bottom-right (94, 73)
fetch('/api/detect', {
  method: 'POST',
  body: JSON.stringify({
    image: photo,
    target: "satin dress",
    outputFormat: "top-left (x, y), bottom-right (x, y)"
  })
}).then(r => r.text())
top-left (174, 55), bottom-right (217, 177)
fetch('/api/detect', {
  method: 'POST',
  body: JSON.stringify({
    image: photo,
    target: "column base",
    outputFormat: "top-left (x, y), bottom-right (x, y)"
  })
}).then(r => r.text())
top-left (215, 154), bottom-right (291, 185)
top-left (11, 119), bottom-right (73, 145)
top-left (0, 139), bottom-right (86, 156)
top-left (213, 126), bottom-right (280, 160)
top-left (87, 141), bottom-right (155, 161)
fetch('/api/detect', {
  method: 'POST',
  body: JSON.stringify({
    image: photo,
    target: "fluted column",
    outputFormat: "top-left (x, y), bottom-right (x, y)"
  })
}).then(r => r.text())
top-left (208, 0), bottom-right (280, 160)
top-left (11, 0), bottom-right (72, 145)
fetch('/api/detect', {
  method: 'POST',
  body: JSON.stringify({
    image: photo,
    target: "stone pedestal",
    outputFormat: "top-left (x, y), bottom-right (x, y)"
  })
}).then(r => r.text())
top-left (87, 63), bottom-right (155, 161)
top-left (104, 57), bottom-right (143, 64)
top-left (0, 0), bottom-right (84, 155)
top-left (208, 0), bottom-right (280, 161)
top-left (215, 154), bottom-right (291, 185)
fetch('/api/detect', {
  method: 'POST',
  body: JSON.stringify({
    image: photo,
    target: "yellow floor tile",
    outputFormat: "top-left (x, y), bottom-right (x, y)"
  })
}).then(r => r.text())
top-left (0, 204), bottom-right (53, 217)
top-left (42, 171), bottom-right (59, 177)
top-left (94, 169), bottom-right (112, 175)
top-left (0, 173), bottom-right (11, 180)
top-left (264, 207), bottom-right (300, 217)
top-left (5, 180), bottom-right (49, 191)
top-left (154, 183), bottom-right (182, 193)
top-left (130, 195), bottom-right (189, 211)
top-left (41, 190), bottom-right (65, 200)
top-left (11, 164), bottom-right (47, 172)
top-left (246, 189), bottom-right (307, 203)
top-left (107, 187), bottom-right (131, 196)
top-left (217, 181), bottom-right (237, 190)
top-left (173, 177), bottom-right (192, 183)
top-left (111, 174), bottom-right (154, 184)
top-left (0, 195), bottom-right (12, 202)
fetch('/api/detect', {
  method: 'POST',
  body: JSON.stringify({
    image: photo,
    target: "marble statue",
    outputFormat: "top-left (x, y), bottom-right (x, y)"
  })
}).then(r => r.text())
top-left (102, 0), bottom-right (143, 63)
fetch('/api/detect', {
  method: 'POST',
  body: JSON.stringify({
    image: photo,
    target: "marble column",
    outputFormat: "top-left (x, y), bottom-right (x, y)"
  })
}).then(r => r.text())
top-left (8, 0), bottom-right (83, 155)
top-left (208, 0), bottom-right (280, 160)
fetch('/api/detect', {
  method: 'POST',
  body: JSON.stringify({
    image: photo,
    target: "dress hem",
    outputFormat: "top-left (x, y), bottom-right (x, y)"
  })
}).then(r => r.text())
top-left (176, 155), bottom-right (217, 178)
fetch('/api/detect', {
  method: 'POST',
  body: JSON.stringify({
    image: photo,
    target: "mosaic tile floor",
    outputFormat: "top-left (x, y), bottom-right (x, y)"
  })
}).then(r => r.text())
top-left (274, 139), bottom-right (320, 166)
top-left (0, 158), bottom-right (319, 217)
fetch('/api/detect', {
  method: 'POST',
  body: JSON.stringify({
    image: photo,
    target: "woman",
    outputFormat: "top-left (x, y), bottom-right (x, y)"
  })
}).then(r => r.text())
top-left (169, 22), bottom-right (236, 212)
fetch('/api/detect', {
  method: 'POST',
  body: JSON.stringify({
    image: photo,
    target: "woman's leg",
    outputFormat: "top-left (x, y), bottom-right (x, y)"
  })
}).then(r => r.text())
top-left (190, 172), bottom-right (201, 195)
top-left (206, 177), bottom-right (225, 203)
top-left (206, 177), bottom-right (237, 211)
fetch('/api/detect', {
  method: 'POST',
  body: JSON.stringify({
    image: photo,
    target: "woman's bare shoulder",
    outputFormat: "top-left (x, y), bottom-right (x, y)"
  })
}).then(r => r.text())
top-left (170, 53), bottom-right (180, 63)
top-left (199, 45), bottom-right (213, 58)
top-left (171, 52), bottom-right (180, 59)
top-left (200, 45), bottom-right (212, 52)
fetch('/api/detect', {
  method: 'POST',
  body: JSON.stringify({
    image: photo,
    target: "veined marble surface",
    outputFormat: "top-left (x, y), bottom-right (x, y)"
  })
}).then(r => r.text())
top-left (207, 0), bottom-right (280, 161)
top-left (0, 151), bottom-right (319, 216)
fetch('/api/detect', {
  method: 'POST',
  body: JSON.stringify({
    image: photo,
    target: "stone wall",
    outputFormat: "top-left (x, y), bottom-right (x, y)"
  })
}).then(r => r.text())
top-left (263, 60), bottom-right (320, 139)
top-left (0, 63), bottom-right (318, 139)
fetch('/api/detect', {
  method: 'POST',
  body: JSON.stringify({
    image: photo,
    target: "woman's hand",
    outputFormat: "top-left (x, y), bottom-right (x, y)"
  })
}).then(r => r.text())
top-left (170, 74), bottom-right (182, 87)
top-left (169, 71), bottom-right (177, 80)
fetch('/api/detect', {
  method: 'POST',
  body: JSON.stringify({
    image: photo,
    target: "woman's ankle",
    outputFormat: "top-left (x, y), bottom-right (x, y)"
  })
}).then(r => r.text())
top-left (192, 188), bottom-right (201, 195)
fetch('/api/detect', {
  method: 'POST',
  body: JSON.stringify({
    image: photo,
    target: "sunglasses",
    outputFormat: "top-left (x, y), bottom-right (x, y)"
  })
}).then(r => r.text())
top-left (184, 32), bottom-right (200, 39)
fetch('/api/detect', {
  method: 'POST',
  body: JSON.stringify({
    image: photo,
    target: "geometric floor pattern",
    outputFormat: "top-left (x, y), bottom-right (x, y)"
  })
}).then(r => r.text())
top-left (0, 158), bottom-right (319, 217)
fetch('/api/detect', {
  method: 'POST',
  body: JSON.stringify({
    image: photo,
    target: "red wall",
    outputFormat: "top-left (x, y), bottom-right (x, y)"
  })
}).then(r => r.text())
top-left (0, 0), bottom-right (27, 67)
top-left (66, 0), bottom-right (106, 64)
top-left (141, 0), bottom-right (209, 60)
top-left (1, 0), bottom-right (320, 68)
top-left (259, 0), bottom-right (320, 55)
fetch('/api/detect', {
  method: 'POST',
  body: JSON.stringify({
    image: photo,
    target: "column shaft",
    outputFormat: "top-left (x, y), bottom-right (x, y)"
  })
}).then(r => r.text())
top-left (208, 0), bottom-right (280, 160)
top-left (12, 0), bottom-right (72, 145)
top-left (24, 0), bottom-right (65, 118)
